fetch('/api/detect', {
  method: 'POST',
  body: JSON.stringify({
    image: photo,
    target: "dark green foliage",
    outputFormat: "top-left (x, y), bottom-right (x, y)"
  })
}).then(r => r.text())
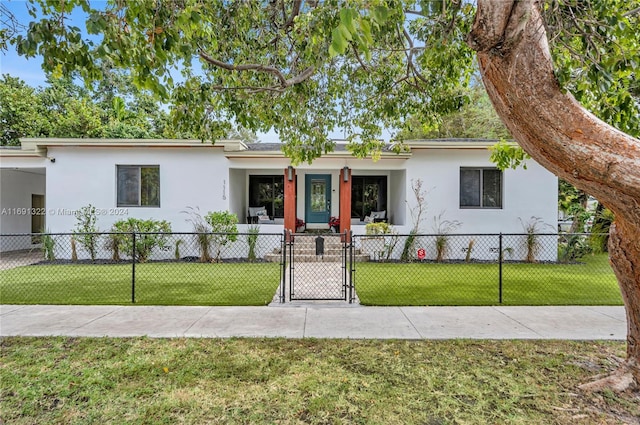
top-left (110, 218), bottom-right (172, 263)
top-left (558, 234), bottom-right (593, 263)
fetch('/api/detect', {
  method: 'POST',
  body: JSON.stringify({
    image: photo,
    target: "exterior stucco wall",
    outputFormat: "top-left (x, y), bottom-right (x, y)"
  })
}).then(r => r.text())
top-left (45, 147), bottom-right (229, 233)
top-left (2, 142), bottom-right (558, 260)
top-left (392, 148), bottom-right (558, 261)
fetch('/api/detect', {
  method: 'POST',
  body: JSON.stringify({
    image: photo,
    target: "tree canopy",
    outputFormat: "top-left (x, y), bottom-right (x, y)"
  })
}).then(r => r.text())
top-left (2, 0), bottom-right (636, 163)
top-left (396, 80), bottom-right (512, 140)
top-left (0, 71), bottom-right (259, 145)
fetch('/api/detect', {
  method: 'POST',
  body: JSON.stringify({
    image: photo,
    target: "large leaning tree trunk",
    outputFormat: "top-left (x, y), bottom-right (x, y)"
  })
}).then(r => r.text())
top-left (467, 0), bottom-right (640, 389)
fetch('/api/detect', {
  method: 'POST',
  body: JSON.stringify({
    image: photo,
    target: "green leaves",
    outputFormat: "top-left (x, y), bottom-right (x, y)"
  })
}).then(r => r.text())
top-left (489, 140), bottom-right (531, 171)
top-left (545, 0), bottom-right (640, 137)
top-left (7, 0), bottom-right (635, 163)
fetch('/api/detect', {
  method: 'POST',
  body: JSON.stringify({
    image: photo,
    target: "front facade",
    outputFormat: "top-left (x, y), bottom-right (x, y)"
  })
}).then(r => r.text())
top-left (0, 138), bottom-right (558, 252)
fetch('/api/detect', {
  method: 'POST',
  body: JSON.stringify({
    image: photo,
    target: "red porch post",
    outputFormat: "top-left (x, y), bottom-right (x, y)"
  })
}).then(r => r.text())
top-left (284, 166), bottom-right (296, 239)
top-left (339, 167), bottom-right (351, 239)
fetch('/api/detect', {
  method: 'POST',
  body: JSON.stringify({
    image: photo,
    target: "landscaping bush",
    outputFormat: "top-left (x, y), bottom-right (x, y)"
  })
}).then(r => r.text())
top-left (204, 211), bottom-right (239, 262)
top-left (73, 204), bottom-right (100, 261)
top-left (110, 218), bottom-right (171, 262)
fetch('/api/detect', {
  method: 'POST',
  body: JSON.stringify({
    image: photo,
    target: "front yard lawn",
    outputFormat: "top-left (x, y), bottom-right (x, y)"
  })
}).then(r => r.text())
top-left (0, 263), bottom-right (281, 306)
top-left (355, 254), bottom-right (622, 305)
top-left (1, 337), bottom-right (638, 424)
top-left (0, 254), bottom-right (621, 306)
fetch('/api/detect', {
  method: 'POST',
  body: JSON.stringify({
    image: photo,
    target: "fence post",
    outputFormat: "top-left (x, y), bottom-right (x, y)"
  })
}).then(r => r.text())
top-left (498, 232), bottom-right (503, 304)
top-left (131, 232), bottom-right (136, 304)
top-left (280, 230), bottom-right (286, 303)
top-left (349, 231), bottom-right (354, 304)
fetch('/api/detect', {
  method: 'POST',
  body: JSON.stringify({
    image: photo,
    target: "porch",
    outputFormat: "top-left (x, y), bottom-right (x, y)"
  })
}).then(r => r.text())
top-left (227, 165), bottom-right (408, 234)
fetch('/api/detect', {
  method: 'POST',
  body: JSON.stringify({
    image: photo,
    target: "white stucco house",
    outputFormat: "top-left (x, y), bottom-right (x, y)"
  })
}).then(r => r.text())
top-left (0, 138), bottom-right (558, 256)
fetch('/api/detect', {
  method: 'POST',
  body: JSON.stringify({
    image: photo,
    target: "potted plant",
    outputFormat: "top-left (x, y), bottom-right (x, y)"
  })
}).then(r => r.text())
top-left (362, 222), bottom-right (393, 261)
top-left (329, 216), bottom-right (340, 233)
top-left (296, 218), bottom-right (305, 233)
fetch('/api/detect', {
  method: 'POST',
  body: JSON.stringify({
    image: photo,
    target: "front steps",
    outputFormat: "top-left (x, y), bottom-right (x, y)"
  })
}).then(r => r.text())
top-left (264, 234), bottom-right (371, 262)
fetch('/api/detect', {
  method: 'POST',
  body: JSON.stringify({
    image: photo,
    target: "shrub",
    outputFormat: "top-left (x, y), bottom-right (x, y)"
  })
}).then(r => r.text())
top-left (401, 179), bottom-right (428, 261)
top-left (519, 216), bottom-right (553, 263)
top-left (111, 218), bottom-right (171, 262)
top-left (589, 207), bottom-right (614, 253)
top-left (105, 233), bottom-right (124, 261)
top-left (364, 222), bottom-right (398, 261)
top-left (204, 211), bottom-right (239, 262)
top-left (247, 224), bottom-right (260, 262)
top-left (73, 204), bottom-right (99, 261)
top-left (365, 222), bottom-right (391, 235)
top-left (41, 232), bottom-right (56, 261)
top-left (183, 206), bottom-right (214, 262)
top-left (433, 212), bottom-right (462, 263)
top-left (558, 234), bottom-right (592, 263)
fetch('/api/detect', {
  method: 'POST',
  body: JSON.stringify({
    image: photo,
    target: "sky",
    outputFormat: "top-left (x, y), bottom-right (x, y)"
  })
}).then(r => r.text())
top-left (0, 1), bottom-right (392, 143)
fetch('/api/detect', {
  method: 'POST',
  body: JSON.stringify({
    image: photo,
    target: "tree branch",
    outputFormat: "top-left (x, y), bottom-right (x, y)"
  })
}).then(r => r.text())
top-left (198, 50), bottom-right (315, 88)
top-left (283, 0), bottom-right (302, 29)
top-left (623, 6), bottom-right (640, 16)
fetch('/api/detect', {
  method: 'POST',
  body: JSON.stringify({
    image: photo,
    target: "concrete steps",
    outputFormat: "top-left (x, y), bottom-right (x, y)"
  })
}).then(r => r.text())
top-left (263, 234), bottom-right (371, 263)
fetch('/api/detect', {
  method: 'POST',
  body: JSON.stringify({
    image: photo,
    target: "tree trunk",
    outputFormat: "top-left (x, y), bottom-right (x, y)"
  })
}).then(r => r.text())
top-left (468, 0), bottom-right (640, 388)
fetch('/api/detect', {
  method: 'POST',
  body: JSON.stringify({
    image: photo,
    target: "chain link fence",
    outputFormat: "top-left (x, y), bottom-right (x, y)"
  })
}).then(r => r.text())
top-left (1, 231), bottom-right (620, 306)
top-left (351, 233), bottom-right (621, 306)
top-left (0, 232), bottom-right (284, 306)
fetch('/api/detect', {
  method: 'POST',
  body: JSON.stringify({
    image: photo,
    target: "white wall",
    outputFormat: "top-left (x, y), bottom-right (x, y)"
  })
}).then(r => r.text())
top-left (389, 170), bottom-right (407, 226)
top-left (403, 149), bottom-right (557, 234)
top-left (45, 147), bottom-right (230, 233)
top-left (0, 168), bottom-right (46, 251)
top-left (19, 144), bottom-right (558, 261)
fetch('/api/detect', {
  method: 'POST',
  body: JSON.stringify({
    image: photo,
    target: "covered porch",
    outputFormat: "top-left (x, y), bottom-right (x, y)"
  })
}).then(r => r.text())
top-left (227, 163), bottom-right (408, 234)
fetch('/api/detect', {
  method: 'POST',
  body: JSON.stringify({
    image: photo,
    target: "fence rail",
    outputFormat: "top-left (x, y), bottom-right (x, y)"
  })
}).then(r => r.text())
top-left (0, 231), bottom-right (619, 306)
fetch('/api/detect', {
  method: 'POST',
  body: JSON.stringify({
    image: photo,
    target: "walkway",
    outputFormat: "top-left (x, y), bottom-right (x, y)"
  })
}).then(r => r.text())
top-left (0, 305), bottom-right (626, 340)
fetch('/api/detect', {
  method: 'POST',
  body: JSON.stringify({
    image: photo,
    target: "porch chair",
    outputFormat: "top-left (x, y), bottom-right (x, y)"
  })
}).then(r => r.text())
top-left (364, 210), bottom-right (387, 223)
top-left (247, 206), bottom-right (274, 224)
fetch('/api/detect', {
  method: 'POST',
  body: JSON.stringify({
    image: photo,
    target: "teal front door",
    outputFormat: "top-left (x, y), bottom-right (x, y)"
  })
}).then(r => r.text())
top-left (305, 174), bottom-right (331, 224)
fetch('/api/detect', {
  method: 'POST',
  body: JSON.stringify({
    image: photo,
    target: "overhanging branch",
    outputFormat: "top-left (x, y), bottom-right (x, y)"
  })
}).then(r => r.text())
top-left (198, 50), bottom-right (315, 89)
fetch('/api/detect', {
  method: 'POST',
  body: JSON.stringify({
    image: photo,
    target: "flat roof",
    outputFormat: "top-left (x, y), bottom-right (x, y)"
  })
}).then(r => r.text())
top-left (2, 137), bottom-right (510, 159)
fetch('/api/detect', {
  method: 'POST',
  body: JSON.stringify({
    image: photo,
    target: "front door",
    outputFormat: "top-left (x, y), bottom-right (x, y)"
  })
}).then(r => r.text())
top-left (305, 174), bottom-right (331, 224)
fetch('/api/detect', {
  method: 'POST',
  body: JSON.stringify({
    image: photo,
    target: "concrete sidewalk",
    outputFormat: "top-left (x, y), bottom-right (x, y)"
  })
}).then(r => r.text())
top-left (0, 304), bottom-right (626, 340)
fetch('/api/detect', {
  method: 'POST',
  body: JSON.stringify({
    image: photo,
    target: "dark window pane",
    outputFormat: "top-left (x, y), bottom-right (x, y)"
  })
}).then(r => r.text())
top-left (117, 166), bottom-right (139, 206)
top-left (460, 169), bottom-right (480, 207)
top-left (351, 176), bottom-right (387, 219)
top-left (141, 167), bottom-right (160, 207)
top-left (351, 177), bottom-right (364, 218)
top-left (273, 180), bottom-right (284, 217)
top-left (363, 183), bottom-right (379, 217)
top-left (249, 175), bottom-right (285, 218)
top-left (482, 169), bottom-right (502, 208)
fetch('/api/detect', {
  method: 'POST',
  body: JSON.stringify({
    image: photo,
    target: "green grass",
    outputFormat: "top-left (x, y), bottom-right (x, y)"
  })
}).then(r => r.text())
top-left (0, 263), bottom-right (281, 306)
top-left (355, 254), bottom-right (622, 306)
top-left (1, 337), bottom-right (637, 424)
top-left (0, 254), bottom-right (621, 306)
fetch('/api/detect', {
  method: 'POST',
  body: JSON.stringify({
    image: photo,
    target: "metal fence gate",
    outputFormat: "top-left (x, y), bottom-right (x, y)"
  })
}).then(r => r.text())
top-left (284, 231), bottom-right (354, 302)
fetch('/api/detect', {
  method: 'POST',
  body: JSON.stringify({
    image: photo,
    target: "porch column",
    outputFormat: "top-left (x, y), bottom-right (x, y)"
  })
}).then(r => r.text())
top-left (339, 167), bottom-right (351, 238)
top-left (284, 166), bottom-right (296, 238)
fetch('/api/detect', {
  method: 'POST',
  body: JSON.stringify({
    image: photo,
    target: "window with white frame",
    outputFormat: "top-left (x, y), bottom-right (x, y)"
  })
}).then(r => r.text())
top-left (117, 165), bottom-right (160, 207)
top-left (459, 168), bottom-right (502, 208)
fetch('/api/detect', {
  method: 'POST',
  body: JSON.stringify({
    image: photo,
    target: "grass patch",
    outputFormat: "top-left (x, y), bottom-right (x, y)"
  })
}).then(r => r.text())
top-left (0, 254), bottom-right (621, 306)
top-left (355, 254), bottom-right (622, 306)
top-left (0, 263), bottom-right (281, 306)
top-left (1, 337), bottom-right (638, 424)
